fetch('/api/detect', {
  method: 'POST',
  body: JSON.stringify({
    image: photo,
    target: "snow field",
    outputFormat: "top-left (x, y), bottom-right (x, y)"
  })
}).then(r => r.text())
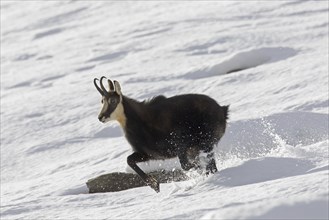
top-left (1, 1), bottom-right (328, 219)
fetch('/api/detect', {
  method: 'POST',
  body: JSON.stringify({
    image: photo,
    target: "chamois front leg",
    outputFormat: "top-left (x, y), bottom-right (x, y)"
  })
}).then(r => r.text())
top-left (127, 152), bottom-right (160, 193)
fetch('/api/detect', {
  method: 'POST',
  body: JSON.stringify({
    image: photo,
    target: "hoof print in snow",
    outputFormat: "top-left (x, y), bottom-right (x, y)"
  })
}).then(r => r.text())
top-left (34, 28), bottom-right (64, 40)
top-left (14, 53), bottom-right (37, 61)
top-left (86, 170), bottom-right (188, 193)
top-left (87, 51), bottom-right (128, 64)
top-left (75, 65), bottom-right (95, 72)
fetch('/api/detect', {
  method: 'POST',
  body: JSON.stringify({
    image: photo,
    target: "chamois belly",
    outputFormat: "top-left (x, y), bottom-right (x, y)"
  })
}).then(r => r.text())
top-left (126, 118), bottom-right (222, 160)
top-left (126, 132), bottom-right (180, 159)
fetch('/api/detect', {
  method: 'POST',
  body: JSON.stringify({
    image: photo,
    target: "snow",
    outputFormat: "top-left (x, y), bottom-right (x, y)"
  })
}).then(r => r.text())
top-left (1, 1), bottom-right (328, 219)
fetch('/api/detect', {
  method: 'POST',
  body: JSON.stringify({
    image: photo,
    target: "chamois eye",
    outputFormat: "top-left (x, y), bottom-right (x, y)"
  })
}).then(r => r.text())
top-left (101, 99), bottom-right (104, 104)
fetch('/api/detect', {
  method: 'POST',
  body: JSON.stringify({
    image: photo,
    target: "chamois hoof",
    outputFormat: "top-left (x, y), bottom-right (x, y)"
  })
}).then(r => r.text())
top-left (147, 176), bottom-right (160, 193)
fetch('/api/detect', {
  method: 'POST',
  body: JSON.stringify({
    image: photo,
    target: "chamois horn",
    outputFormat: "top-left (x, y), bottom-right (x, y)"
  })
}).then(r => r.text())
top-left (94, 78), bottom-right (103, 96)
top-left (99, 76), bottom-right (109, 96)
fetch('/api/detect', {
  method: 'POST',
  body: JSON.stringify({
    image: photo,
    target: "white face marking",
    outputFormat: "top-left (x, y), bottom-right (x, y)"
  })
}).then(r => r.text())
top-left (100, 97), bottom-right (109, 115)
top-left (108, 101), bottom-right (124, 120)
top-left (99, 96), bottom-right (126, 128)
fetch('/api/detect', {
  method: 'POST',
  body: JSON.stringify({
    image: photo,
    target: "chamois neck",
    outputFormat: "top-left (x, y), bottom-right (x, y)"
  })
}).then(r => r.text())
top-left (122, 96), bottom-right (149, 124)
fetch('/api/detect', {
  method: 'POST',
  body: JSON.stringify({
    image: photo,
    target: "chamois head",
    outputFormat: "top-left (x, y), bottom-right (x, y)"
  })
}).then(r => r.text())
top-left (94, 76), bottom-right (125, 125)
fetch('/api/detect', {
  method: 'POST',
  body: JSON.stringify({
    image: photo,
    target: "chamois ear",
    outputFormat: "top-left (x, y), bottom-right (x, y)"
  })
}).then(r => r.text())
top-left (108, 79), bottom-right (114, 91)
top-left (113, 80), bottom-right (122, 95)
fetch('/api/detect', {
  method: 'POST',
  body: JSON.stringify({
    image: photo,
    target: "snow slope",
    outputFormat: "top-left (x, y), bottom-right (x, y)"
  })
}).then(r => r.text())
top-left (1, 1), bottom-right (328, 219)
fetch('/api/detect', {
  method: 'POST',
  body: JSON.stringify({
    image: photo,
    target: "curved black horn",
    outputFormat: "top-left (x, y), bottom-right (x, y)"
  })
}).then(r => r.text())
top-left (94, 78), bottom-right (103, 95)
top-left (100, 76), bottom-right (109, 96)
top-left (108, 79), bottom-right (114, 91)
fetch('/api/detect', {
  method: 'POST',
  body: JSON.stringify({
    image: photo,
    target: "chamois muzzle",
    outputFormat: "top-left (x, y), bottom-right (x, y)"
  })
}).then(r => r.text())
top-left (98, 115), bottom-right (105, 122)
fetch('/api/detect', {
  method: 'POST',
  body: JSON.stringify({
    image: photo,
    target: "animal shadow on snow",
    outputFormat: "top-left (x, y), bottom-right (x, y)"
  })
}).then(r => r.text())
top-left (214, 157), bottom-right (316, 187)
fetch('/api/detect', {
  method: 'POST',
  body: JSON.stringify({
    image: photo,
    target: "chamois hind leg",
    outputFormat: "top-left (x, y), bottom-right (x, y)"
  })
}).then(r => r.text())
top-left (127, 152), bottom-right (160, 192)
top-left (178, 147), bottom-right (200, 171)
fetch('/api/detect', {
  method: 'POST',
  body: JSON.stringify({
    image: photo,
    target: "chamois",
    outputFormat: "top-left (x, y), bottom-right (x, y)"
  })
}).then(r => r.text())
top-left (94, 76), bottom-right (228, 192)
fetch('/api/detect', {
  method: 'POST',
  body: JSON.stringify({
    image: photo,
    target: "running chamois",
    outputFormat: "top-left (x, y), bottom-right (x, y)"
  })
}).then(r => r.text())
top-left (94, 76), bottom-right (228, 192)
